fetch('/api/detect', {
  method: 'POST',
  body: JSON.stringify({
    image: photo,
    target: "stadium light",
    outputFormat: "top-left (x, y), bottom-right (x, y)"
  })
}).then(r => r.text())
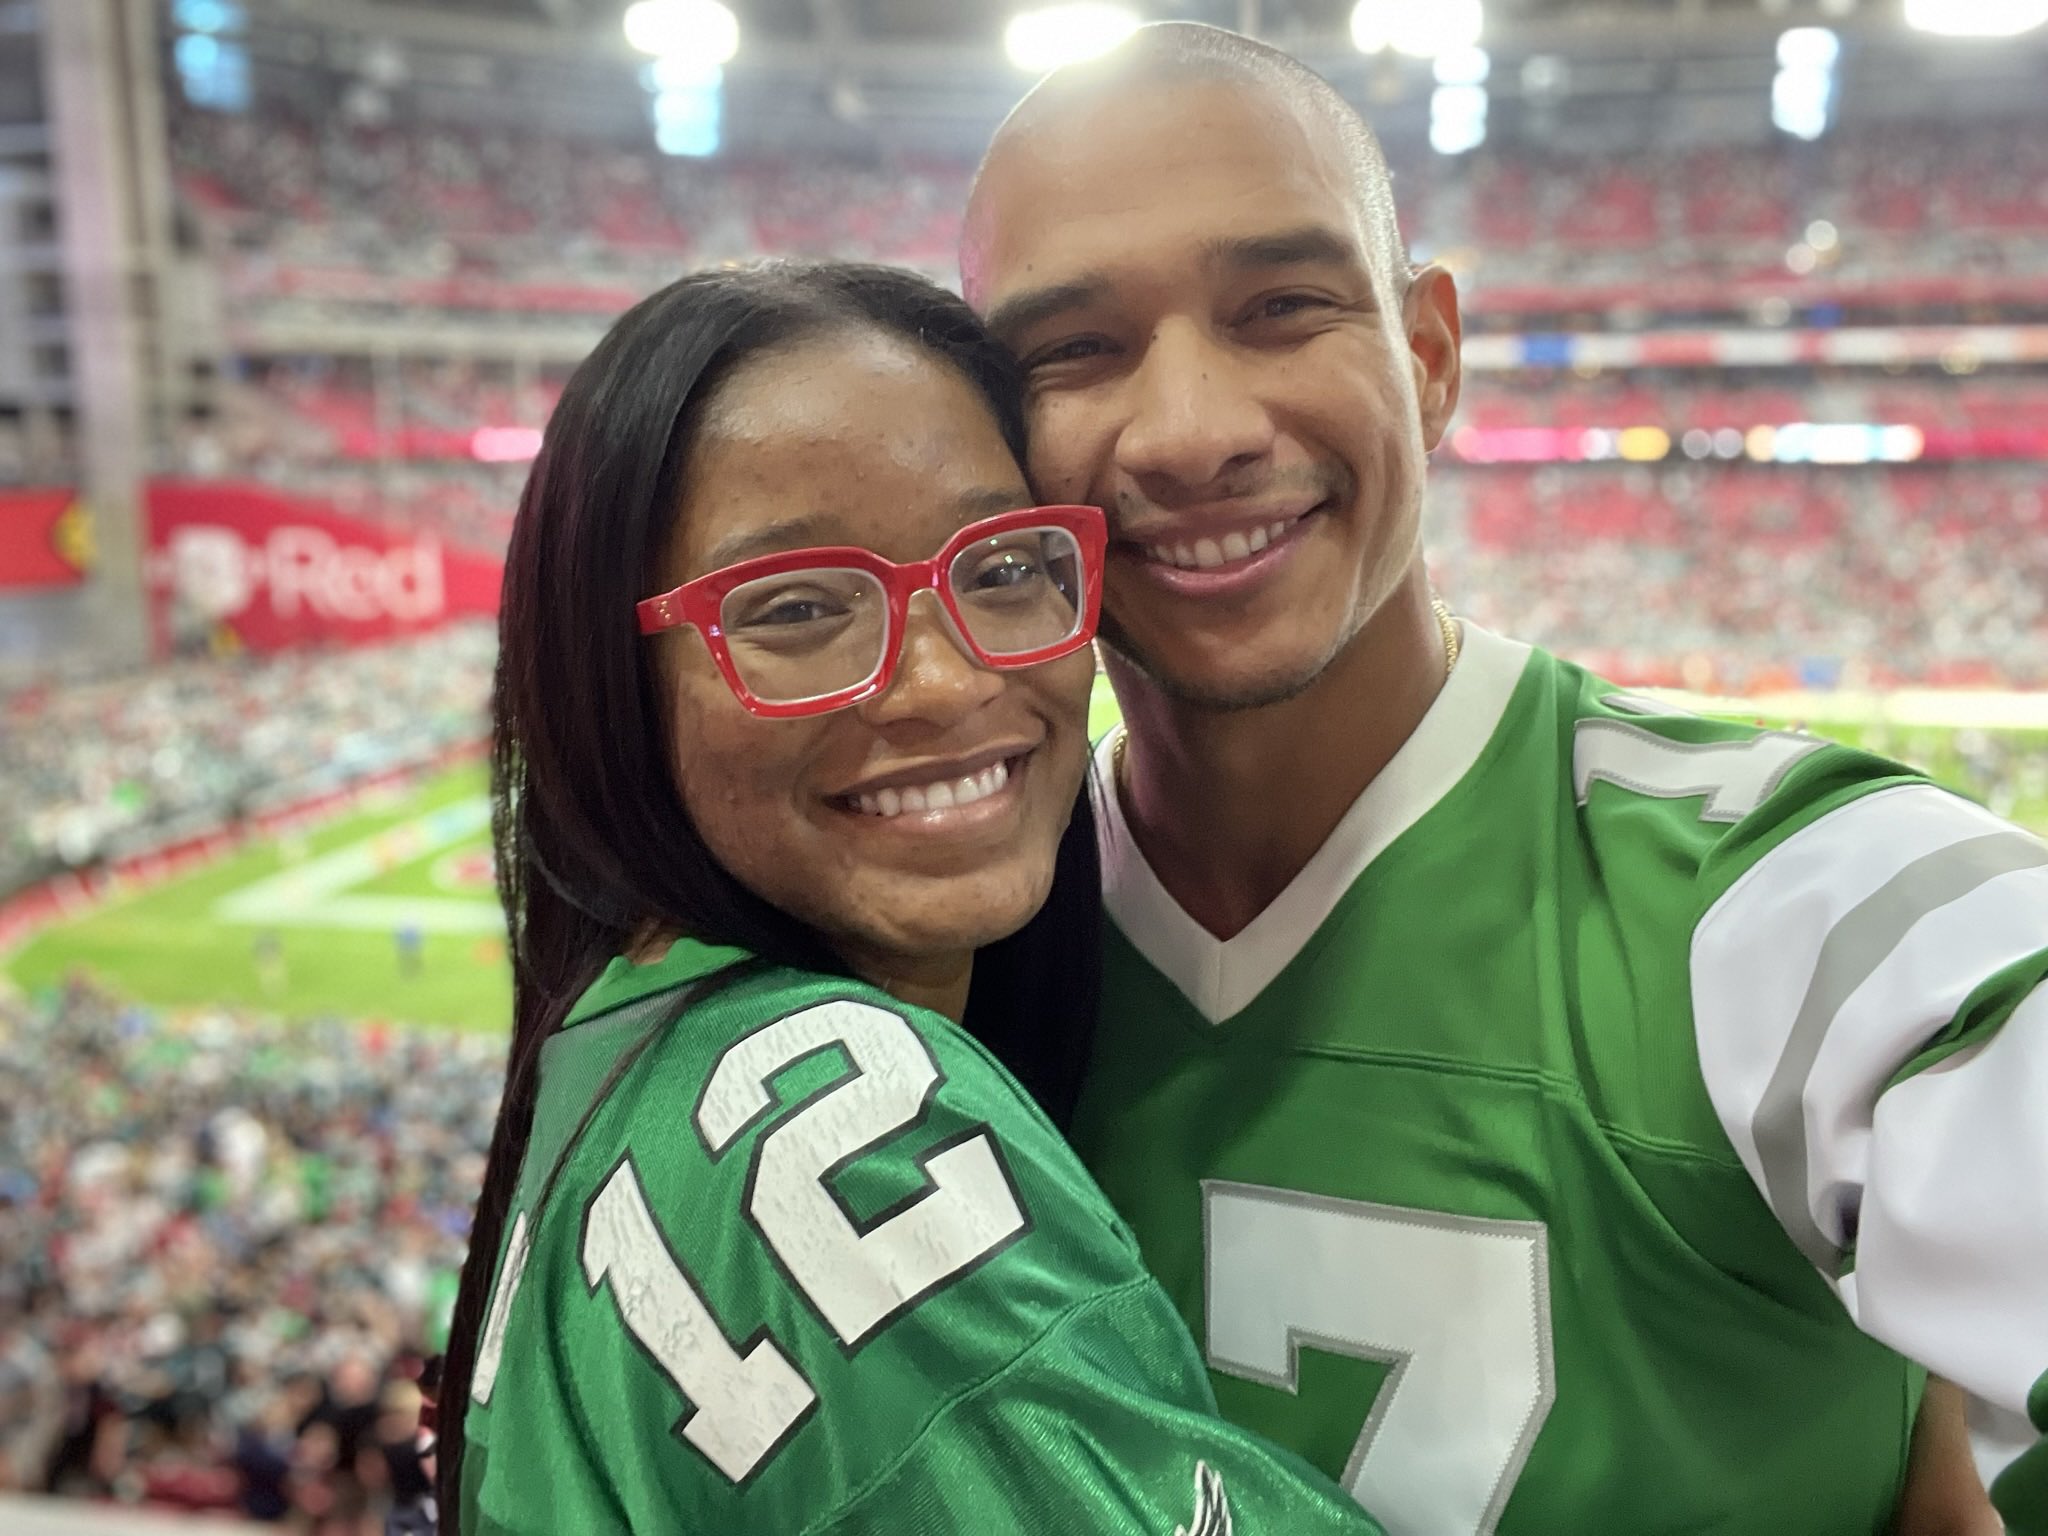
top-left (1905, 0), bottom-right (2048, 36)
top-left (173, 0), bottom-right (245, 32)
top-left (1352, 0), bottom-right (1483, 59)
top-left (1772, 28), bottom-right (1837, 142)
top-left (623, 0), bottom-right (740, 64)
top-left (1775, 26), bottom-right (1841, 68)
top-left (1430, 83), bottom-right (1488, 155)
top-left (1433, 46), bottom-right (1491, 86)
top-left (1004, 5), bottom-right (1141, 73)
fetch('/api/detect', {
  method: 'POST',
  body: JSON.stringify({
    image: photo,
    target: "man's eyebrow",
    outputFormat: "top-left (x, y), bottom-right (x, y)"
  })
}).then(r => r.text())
top-left (983, 278), bottom-right (1110, 343)
top-left (1203, 225), bottom-right (1362, 275)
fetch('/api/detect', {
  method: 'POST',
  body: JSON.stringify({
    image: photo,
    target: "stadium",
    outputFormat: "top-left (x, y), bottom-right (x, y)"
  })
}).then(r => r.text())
top-left (1, 0), bottom-right (2044, 1531)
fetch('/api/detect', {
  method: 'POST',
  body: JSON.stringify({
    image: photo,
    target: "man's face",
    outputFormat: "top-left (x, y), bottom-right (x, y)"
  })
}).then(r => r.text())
top-left (968, 79), bottom-right (1461, 709)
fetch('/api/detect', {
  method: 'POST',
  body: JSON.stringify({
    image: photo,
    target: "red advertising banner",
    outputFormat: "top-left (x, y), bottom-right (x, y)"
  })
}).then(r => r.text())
top-left (0, 487), bottom-right (92, 589)
top-left (145, 480), bottom-right (503, 653)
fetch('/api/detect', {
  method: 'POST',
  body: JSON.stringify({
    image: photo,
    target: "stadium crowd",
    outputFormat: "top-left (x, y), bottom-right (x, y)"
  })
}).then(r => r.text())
top-left (0, 976), bottom-right (495, 1528)
top-left (176, 108), bottom-right (967, 322)
top-left (1431, 463), bottom-right (2048, 689)
top-left (0, 622), bottom-right (494, 900)
top-left (171, 109), bottom-right (2048, 325)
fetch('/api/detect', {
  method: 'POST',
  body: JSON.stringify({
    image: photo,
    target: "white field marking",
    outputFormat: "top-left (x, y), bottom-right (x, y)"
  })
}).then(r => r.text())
top-left (214, 797), bottom-right (501, 934)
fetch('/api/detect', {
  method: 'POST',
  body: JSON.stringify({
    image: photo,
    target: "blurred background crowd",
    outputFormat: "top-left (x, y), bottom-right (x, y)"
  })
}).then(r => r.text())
top-left (0, 624), bottom-right (494, 899)
top-left (1, 978), bottom-right (497, 1528)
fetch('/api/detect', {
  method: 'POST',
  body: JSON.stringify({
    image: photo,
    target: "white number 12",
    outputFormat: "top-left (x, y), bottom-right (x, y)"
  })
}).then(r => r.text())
top-left (478, 999), bottom-right (1026, 1488)
top-left (1205, 1183), bottom-right (1554, 1536)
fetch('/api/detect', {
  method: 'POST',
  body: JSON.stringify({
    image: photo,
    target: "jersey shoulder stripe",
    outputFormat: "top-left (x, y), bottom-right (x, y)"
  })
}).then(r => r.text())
top-left (1691, 783), bottom-right (2048, 1273)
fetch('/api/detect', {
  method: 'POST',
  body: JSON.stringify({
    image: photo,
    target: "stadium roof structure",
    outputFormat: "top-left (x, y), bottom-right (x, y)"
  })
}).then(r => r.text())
top-left (216, 0), bottom-right (2048, 155)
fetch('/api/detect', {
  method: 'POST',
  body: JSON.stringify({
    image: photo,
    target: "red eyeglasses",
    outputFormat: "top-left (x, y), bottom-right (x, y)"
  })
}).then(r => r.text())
top-left (636, 504), bottom-right (1107, 718)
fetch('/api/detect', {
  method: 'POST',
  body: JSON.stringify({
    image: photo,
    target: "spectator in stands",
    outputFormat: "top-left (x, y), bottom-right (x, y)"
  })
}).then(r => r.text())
top-left (0, 622), bottom-right (493, 899)
top-left (0, 977), bottom-right (501, 1526)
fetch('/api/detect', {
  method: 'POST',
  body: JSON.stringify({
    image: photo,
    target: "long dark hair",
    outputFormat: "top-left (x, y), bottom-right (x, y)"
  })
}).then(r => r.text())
top-left (435, 263), bottom-right (1101, 1524)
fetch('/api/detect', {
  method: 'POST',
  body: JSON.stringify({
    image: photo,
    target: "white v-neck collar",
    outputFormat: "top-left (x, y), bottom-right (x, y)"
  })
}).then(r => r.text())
top-left (1091, 622), bottom-right (1532, 1025)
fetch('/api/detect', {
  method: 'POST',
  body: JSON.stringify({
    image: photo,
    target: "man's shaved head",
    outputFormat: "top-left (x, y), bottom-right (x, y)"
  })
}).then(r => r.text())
top-left (963, 21), bottom-right (1409, 303)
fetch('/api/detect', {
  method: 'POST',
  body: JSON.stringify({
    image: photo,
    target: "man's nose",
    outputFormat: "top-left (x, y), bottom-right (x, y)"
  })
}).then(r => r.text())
top-left (1115, 319), bottom-right (1276, 495)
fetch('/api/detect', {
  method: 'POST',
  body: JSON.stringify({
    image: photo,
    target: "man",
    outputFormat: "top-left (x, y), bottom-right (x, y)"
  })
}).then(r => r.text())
top-left (961, 23), bottom-right (2046, 1536)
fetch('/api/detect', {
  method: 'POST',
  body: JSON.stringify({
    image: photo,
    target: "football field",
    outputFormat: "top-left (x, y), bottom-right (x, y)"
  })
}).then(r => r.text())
top-left (5, 673), bottom-right (2041, 1037)
top-left (4, 761), bottom-right (513, 1033)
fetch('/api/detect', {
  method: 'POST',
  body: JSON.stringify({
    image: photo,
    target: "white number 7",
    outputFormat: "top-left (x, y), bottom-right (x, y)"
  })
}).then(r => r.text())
top-left (1205, 1183), bottom-right (1554, 1536)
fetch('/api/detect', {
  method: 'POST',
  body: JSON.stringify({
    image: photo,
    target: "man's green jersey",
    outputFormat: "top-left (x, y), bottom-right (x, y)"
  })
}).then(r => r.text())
top-left (458, 938), bottom-right (1389, 1534)
top-left (1075, 623), bottom-right (2048, 1536)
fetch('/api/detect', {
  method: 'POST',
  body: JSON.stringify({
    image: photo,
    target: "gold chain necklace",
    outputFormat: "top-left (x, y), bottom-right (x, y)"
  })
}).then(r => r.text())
top-left (1433, 596), bottom-right (1463, 671)
top-left (1112, 600), bottom-right (1462, 791)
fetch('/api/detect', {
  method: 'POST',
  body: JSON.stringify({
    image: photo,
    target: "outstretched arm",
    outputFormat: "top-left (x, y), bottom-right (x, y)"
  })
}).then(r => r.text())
top-left (1691, 783), bottom-right (2048, 1529)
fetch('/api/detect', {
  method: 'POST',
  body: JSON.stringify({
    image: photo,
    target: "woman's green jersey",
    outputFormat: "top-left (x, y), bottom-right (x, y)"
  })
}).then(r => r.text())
top-left (457, 938), bottom-right (1389, 1535)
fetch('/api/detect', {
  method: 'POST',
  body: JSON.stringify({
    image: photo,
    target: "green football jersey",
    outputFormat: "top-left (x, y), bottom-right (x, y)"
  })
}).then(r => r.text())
top-left (1075, 623), bottom-right (2048, 1536)
top-left (458, 938), bottom-right (1390, 1534)
top-left (1997, 1378), bottom-right (2048, 1535)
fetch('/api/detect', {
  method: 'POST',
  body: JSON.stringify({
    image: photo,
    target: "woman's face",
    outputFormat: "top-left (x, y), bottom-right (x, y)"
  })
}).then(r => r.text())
top-left (655, 331), bottom-right (1095, 975)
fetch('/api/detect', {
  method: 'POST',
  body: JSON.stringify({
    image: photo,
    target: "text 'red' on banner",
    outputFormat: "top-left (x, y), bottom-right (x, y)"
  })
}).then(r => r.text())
top-left (145, 480), bottom-right (503, 654)
top-left (0, 488), bottom-right (93, 589)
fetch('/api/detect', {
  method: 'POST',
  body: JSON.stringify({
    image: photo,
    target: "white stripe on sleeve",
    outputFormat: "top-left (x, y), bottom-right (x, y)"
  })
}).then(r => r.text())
top-left (1691, 782), bottom-right (2048, 1413)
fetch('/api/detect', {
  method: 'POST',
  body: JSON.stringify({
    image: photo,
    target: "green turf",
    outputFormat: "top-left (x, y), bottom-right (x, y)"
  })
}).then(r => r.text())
top-left (1088, 671), bottom-right (1120, 741)
top-left (5, 763), bottom-right (513, 1033)
top-left (1755, 720), bottom-right (2048, 833)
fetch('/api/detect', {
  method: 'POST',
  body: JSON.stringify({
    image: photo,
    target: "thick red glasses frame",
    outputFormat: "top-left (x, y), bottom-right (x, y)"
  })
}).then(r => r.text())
top-left (635, 504), bottom-right (1107, 719)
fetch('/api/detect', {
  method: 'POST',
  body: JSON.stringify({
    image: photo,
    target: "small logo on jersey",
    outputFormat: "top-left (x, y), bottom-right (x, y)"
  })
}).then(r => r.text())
top-left (1174, 1461), bottom-right (1232, 1536)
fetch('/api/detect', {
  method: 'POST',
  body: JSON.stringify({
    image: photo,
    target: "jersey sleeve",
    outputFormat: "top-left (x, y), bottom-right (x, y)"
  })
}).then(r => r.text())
top-left (1686, 764), bottom-right (2048, 1445)
top-left (463, 980), bottom-right (1385, 1535)
top-left (1993, 1372), bottom-right (2048, 1535)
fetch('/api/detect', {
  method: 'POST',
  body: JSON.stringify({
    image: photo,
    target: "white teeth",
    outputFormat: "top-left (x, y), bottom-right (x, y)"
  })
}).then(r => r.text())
top-left (1145, 523), bottom-right (1293, 570)
top-left (849, 758), bottom-right (1011, 818)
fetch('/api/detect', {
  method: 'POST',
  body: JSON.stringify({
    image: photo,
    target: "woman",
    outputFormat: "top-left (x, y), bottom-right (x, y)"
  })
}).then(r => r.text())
top-left (437, 263), bottom-right (1384, 1534)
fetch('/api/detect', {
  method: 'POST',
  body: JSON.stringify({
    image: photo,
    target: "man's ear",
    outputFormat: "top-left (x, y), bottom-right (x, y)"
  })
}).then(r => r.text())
top-left (1405, 264), bottom-right (1463, 453)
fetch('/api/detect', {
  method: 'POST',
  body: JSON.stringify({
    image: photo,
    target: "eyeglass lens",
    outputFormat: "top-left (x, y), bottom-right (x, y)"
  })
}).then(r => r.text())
top-left (715, 526), bottom-right (1086, 705)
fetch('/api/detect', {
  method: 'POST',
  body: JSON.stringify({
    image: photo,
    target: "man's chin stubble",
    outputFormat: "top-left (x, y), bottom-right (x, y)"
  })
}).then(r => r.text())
top-left (1098, 615), bottom-right (1363, 716)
